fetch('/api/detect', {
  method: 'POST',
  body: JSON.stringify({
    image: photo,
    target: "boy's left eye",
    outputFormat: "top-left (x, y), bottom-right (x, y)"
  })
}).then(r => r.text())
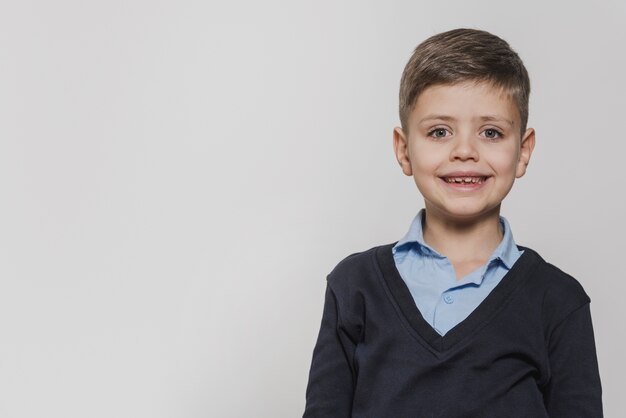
top-left (482, 128), bottom-right (502, 139)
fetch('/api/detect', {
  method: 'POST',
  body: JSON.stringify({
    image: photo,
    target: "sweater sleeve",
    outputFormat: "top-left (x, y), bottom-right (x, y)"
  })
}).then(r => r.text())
top-left (303, 283), bottom-right (356, 418)
top-left (542, 303), bottom-right (603, 417)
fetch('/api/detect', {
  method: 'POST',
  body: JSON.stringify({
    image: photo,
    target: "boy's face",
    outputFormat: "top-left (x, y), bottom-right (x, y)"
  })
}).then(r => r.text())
top-left (393, 81), bottom-right (535, 222)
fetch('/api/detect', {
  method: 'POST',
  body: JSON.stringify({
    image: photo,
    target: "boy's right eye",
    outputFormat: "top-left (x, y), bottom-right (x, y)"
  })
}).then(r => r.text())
top-left (428, 128), bottom-right (450, 139)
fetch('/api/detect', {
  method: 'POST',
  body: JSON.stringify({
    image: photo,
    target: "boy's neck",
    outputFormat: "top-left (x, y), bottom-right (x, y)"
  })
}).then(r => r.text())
top-left (422, 206), bottom-right (503, 268)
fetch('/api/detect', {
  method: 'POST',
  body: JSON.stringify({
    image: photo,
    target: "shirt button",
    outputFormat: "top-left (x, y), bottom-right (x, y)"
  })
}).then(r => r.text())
top-left (443, 294), bottom-right (454, 304)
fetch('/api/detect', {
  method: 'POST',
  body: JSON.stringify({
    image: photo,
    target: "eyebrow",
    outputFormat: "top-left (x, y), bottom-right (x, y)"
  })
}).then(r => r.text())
top-left (479, 115), bottom-right (515, 126)
top-left (419, 114), bottom-right (515, 126)
top-left (419, 115), bottom-right (456, 124)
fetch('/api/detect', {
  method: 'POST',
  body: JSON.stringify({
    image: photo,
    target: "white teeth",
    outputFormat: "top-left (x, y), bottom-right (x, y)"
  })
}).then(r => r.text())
top-left (444, 176), bottom-right (485, 184)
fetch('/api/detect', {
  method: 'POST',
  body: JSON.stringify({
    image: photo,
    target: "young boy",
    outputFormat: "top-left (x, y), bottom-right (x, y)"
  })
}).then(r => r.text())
top-left (303, 29), bottom-right (602, 417)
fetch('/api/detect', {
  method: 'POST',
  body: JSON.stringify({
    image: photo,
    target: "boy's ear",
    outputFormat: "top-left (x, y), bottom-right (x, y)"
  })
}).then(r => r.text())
top-left (515, 128), bottom-right (536, 178)
top-left (393, 127), bottom-right (413, 176)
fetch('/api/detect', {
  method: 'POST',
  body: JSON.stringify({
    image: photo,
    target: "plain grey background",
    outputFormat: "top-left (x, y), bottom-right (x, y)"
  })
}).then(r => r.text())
top-left (1, 1), bottom-right (624, 417)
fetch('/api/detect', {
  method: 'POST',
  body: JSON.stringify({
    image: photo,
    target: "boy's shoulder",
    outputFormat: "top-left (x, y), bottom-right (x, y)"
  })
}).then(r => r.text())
top-left (519, 246), bottom-right (592, 323)
top-left (326, 243), bottom-right (394, 289)
top-left (521, 246), bottom-right (589, 298)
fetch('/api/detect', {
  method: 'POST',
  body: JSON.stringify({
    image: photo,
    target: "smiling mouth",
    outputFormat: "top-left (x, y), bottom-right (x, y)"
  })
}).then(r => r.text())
top-left (441, 176), bottom-right (488, 184)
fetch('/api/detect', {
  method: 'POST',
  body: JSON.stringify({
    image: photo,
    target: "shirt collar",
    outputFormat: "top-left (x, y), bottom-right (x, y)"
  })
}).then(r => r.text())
top-left (393, 209), bottom-right (521, 269)
top-left (393, 209), bottom-right (440, 257)
top-left (490, 216), bottom-right (520, 269)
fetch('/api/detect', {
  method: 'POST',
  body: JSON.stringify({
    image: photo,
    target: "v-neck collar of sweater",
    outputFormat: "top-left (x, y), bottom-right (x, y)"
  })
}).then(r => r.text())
top-left (376, 243), bottom-right (541, 354)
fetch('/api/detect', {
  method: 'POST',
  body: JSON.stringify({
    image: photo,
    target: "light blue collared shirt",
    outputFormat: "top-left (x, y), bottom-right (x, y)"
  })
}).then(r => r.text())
top-left (392, 210), bottom-right (523, 336)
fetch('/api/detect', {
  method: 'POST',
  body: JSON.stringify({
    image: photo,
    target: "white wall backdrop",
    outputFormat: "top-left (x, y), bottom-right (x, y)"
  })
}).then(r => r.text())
top-left (1, 1), bottom-right (624, 417)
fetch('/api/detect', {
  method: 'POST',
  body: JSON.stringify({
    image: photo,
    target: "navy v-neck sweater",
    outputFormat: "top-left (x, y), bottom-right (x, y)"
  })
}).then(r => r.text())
top-left (303, 244), bottom-right (602, 417)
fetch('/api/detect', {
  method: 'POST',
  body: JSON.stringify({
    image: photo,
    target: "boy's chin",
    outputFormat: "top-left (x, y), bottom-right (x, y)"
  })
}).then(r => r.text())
top-left (425, 203), bottom-right (502, 223)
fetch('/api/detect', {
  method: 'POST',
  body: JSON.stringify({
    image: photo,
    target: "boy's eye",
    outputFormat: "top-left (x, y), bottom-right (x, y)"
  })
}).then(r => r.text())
top-left (482, 128), bottom-right (502, 139)
top-left (428, 128), bottom-right (450, 138)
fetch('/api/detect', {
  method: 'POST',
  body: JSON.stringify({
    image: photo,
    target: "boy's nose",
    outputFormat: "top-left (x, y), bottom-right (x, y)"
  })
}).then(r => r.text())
top-left (449, 135), bottom-right (479, 162)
